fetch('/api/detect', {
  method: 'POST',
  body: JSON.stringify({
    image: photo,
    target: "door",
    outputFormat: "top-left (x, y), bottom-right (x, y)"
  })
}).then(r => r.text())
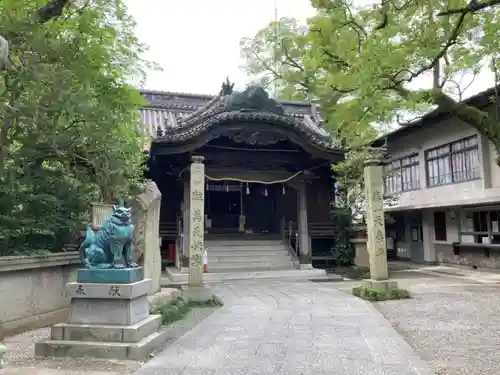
top-left (409, 212), bottom-right (424, 262)
top-left (206, 186), bottom-right (241, 233)
top-left (244, 185), bottom-right (278, 233)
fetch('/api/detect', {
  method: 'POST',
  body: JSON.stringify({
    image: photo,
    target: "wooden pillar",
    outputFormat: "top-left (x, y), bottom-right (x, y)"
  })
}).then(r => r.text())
top-left (188, 156), bottom-right (205, 287)
top-left (297, 182), bottom-right (312, 268)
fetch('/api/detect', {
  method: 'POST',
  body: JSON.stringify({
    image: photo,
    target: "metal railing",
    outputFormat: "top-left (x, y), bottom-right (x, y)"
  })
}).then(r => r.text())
top-left (281, 219), bottom-right (300, 260)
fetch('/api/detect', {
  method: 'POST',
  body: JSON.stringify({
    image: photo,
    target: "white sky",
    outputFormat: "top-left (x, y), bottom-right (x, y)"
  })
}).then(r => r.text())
top-left (125, 0), bottom-right (314, 94)
top-left (126, 0), bottom-right (493, 98)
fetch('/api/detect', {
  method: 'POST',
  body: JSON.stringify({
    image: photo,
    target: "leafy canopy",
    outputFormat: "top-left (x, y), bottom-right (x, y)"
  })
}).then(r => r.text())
top-left (241, 0), bottom-right (500, 149)
top-left (241, 0), bottom-right (500, 222)
top-left (0, 0), bottom-right (154, 254)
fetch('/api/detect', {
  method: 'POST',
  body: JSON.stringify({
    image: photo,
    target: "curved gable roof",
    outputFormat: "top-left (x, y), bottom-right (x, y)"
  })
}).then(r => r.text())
top-left (139, 87), bottom-right (333, 143)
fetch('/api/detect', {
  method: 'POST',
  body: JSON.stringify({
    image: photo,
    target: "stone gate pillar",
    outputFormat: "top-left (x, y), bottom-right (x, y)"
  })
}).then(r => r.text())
top-left (364, 157), bottom-right (388, 280)
top-left (132, 181), bottom-right (162, 294)
top-left (182, 180), bottom-right (190, 269)
top-left (188, 156), bottom-right (205, 287)
top-left (297, 181), bottom-right (312, 268)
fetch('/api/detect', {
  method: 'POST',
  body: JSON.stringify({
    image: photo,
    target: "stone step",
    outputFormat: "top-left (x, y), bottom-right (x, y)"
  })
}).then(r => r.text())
top-left (208, 261), bottom-right (293, 271)
top-left (35, 328), bottom-right (168, 360)
top-left (208, 255), bottom-right (291, 263)
top-left (50, 315), bottom-right (162, 343)
top-left (205, 246), bottom-right (285, 252)
top-left (205, 241), bottom-right (283, 247)
top-left (163, 267), bottom-right (326, 284)
top-left (207, 250), bottom-right (287, 257)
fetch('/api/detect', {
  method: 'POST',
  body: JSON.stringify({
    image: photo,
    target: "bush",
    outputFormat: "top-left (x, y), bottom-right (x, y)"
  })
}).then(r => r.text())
top-left (352, 286), bottom-right (410, 301)
top-left (150, 294), bottom-right (223, 325)
top-left (329, 207), bottom-right (355, 266)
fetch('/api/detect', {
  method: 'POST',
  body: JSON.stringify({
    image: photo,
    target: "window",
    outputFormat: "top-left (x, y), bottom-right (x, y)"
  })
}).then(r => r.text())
top-left (426, 135), bottom-right (480, 187)
top-left (459, 209), bottom-right (500, 244)
top-left (433, 211), bottom-right (447, 241)
top-left (384, 154), bottom-right (420, 194)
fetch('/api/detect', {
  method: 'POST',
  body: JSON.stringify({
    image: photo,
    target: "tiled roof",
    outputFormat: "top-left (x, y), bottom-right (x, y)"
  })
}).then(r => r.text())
top-left (139, 89), bottom-right (330, 139)
top-left (372, 85), bottom-right (499, 145)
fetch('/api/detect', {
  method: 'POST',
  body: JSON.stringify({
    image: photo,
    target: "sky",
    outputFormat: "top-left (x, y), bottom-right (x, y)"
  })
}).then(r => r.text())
top-left (125, 0), bottom-right (314, 94)
top-left (125, 0), bottom-right (493, 98)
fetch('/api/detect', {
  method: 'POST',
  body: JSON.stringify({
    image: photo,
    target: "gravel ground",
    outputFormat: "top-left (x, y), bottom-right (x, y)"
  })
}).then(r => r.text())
top-left (1, 307), bottom-right (218, 375)
top-left (370, 271), bottom-right (500, 375)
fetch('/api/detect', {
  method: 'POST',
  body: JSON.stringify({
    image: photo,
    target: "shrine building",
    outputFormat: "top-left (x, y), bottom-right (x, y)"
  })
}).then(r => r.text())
top-left (140, 82), bottom-right (344, 275)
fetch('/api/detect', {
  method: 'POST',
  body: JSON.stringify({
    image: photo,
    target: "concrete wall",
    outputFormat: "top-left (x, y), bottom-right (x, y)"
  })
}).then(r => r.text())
top-left (351, 226), bottom-right (369, 267)
top-left (406, 206), bottom-right (500, 269)
top-left (386, 104), bottom-right (500, 210)
top-left (0, 252), bottom-right (79, 338)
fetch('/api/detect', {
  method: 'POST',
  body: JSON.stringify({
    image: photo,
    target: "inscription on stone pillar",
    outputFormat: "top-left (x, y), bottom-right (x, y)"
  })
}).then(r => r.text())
top-left (189, 156), bottom-right (205, 287)
top-left (364, 159), bottom-right (389, 281)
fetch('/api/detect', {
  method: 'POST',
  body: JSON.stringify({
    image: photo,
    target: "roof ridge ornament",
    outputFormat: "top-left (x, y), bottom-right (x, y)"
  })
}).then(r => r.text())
top-left (220, 77), bottom-right (234, 96)
top-left (222, 85), bottom-right (285, 116)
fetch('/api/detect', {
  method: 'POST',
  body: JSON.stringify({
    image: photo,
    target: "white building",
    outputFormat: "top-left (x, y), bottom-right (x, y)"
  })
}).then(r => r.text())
top-left (374, 86), bottom-right (500, 269)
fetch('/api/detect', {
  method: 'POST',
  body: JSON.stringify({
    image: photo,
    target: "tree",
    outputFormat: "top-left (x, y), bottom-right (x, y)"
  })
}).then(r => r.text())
top-left (240, 17), bottom-right (379, 147)
top-left (0, 0), bottom-right (154, 254)
top-left (311, 0), bottom-right (499, 135)
top-left (241, 0), bottom-right (500, 156)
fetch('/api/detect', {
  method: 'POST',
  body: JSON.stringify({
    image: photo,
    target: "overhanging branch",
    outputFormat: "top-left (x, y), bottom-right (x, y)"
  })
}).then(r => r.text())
top-left (393, 11), bottom-right (467, 85)
top-left (36, 0), bottom-right (73, 23)
top-left (437, 0), bottom-right (500, 16)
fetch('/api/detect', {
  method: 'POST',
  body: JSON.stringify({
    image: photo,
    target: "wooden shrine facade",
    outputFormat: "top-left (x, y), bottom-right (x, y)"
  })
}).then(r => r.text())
top-left (141, 82), bottom-right (345, 268)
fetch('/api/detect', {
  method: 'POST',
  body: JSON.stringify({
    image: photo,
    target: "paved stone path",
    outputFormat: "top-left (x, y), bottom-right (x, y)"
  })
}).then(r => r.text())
top-left (134, 279), bottom-right (433, 375)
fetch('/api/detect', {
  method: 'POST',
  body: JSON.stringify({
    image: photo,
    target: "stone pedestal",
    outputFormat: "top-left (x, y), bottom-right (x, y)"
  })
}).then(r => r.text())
top-left (362, 279), bottom-right (398, 294)
top-left (35, 267), bottom-right (167, 360)
top-left (91, 203), bottom-right (113, 229)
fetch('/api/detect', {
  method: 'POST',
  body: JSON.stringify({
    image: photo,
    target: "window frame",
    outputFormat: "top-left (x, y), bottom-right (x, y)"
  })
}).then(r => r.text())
top-left (425, 135), bottom-right (480, 187)
top-left (458, 206), bottom-right (500, 245)
top-left (384, 153), bottom-right (420, 195)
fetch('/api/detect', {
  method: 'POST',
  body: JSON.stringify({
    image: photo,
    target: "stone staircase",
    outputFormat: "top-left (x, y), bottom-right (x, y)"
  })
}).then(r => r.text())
top-left (163, 236), bottom-right (326, 284)
top-left (205, 237), bottom-right (295, 272)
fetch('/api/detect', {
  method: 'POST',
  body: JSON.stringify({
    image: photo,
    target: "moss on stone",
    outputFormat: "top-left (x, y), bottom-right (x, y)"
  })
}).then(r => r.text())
top-left (150, 294), bottom-right (223, 325)
top-left (352, 286), bottom-right (410, 301)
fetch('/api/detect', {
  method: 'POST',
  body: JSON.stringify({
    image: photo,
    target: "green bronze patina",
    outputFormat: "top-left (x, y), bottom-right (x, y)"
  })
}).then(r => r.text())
top-left (223, 85), bottom-right (285, 116)
top-left (79, 201), bottom-right (138, 269)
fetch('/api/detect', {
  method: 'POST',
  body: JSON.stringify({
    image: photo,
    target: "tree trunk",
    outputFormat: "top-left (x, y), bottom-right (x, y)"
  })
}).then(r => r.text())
top-left (431, 90), bottom-right (500, 165)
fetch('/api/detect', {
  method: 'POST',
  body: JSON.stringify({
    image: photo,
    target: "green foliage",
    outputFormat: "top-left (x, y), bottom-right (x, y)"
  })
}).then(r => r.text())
top-left (151, 297), bottom-right (191, 325)
top-left (240, 1), bottom-right (500, 149)
top-left (186, 294), bottom-right (224, 308)
top-left (0, 0), bottom-right (155, 254)
top-left (352, 286), bottom-right (411, 301)
top-left (329, 207), bottom-right (355, 266)
top-left (151, 295), bottom-right (224, 325)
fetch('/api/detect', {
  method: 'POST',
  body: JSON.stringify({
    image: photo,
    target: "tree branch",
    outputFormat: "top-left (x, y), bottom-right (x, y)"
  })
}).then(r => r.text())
top-left (437, 0), bottom-right (500, 16)
top-left (393, 11), bottom-right (467, 85)
top-left (36, 0), bottom-right (73, 23)
top-left (281, 42), bottom-right (305, 72)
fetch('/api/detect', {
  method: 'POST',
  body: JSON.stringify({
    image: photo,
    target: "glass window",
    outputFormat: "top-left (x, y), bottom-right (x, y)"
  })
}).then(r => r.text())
top-left (384, 154), bottom-right (420, 194)
top-left (459, 208), bottom-right (500, 245)
top-left (425, 136), bottom-right (480, 187)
